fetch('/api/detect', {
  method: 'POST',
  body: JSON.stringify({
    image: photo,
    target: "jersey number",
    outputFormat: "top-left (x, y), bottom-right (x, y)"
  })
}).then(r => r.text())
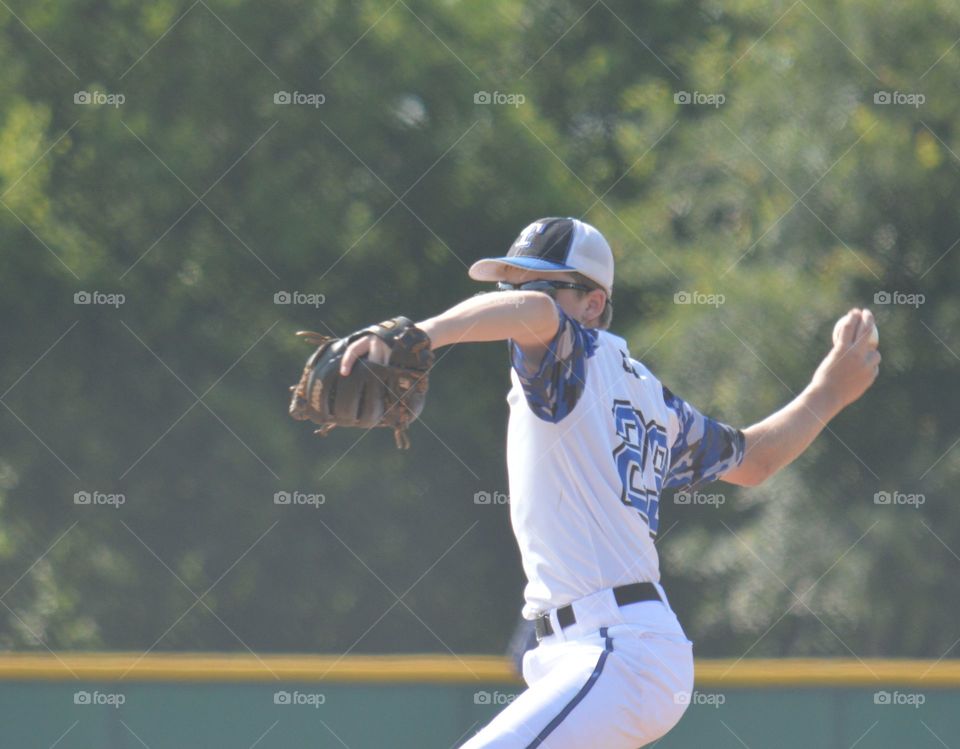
top-left (612, 400), bottom-right (667, 534)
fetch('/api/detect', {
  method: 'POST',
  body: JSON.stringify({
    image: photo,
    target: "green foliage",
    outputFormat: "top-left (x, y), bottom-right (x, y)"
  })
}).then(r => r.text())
top-left (0, 0), bottom-right (957, 658)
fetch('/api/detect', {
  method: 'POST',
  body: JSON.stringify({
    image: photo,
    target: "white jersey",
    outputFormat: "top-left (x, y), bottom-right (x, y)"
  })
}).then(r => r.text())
top-left (506, 304), bottom-right (744, 619)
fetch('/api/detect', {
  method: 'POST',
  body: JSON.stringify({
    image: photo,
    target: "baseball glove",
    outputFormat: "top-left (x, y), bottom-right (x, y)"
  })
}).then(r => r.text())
top-left (288, 317), bottom-right (433, 449)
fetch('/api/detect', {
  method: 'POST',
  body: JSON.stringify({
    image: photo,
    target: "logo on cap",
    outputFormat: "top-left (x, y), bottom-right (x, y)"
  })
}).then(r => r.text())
top-left (515, 221), bottom-right (546, 249)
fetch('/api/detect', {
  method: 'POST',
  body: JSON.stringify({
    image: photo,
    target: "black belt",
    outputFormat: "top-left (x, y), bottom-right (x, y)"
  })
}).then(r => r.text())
top-left (534, 582), bottom-right (661, 640)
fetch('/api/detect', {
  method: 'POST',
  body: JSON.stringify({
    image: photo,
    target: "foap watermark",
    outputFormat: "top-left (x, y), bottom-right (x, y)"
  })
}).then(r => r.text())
top-left (273, 690), bottom-right (326, 708)
top-left (74, 690), bottom-right (126, 708)
top-left (674, 91), bottom-right (725, 108)
top-left (874, 290), bottom-right (924, 308)
top-left (74, 291), bottom-right (125, 308)
top-left (274, 491), bottom-right (325, 508)
top-left (474, 690), bottom-right (518, 705)
top-left (674, 490), bottom-right (725, 507)
top-left (475, 290), bottom-right (527, 308)
top-left (474, 490), bottom-right (509, 505)
top-left (274, 91), bottom-right (325, 108)
top-left (873, 91), bottom-right (925, 109)
top-left (874, 491), bottom-right (925, 508)
top-left (74, 90), bottom-right (125, 108)
top-left (674, 291), bottom-right (725, 308)
top-left (74, 491), bottom-right (125, 508)
top-left (474, 91), bottom-right (526, 108)
top-left (874, 690), bottom-right (925, 708)
top-left (274, 291), bottom-right (325, 307)
top-left (674, 691), bottom-right (726, 708)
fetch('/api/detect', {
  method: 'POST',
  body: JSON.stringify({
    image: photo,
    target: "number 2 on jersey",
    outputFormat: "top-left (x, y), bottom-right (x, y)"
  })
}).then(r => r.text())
top-left (611, 400), bottom-right (668, 534)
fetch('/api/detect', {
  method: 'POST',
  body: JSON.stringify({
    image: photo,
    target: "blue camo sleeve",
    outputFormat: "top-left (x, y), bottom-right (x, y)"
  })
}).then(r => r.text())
top-left (508, 303), bottom-right (598, 423)
top-left (662, 385), bottom-right (745, 489)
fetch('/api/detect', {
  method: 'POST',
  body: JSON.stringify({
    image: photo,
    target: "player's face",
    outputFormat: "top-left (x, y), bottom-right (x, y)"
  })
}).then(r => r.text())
top-left (499, 267), bottom-right (606, 327)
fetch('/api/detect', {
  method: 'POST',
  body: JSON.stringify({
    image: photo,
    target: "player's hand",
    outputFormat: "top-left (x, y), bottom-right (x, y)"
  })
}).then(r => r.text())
top-left (809, 308), bottom-right (881, 410)
top-left (340, 333), bottom-right (392, 376)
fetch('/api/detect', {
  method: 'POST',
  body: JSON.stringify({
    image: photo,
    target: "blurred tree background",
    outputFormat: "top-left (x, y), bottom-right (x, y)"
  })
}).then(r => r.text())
top-left (0, 0), bottom-right (957, 660)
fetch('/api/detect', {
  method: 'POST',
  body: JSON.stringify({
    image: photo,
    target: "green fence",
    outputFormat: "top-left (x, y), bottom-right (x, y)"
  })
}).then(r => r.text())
top-left (1, 655), bottom-right (957, 748)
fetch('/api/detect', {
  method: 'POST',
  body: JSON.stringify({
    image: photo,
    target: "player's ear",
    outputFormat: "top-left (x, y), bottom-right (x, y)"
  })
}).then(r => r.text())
top-left (586, 289), bottom-right (606, 324)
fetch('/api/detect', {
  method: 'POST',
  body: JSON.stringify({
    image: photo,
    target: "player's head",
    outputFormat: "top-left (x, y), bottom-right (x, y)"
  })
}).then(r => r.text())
top-left (468, 218), bottom-right (614, 329)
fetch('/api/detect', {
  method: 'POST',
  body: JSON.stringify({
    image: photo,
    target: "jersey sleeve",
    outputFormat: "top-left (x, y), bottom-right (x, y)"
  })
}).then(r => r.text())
top-left (508, 303), bottom-right (599, 423)
top-left (662, 385), bottom-right (745, 489)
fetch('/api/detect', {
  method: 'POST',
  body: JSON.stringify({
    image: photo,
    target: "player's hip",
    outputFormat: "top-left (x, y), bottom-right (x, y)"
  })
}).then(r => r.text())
top-left (462, 627), bottom-right (693, 749)
top-left (526, 622), bottom-right (694, 702)
top-left (529, 581), bottom-right (688, 645)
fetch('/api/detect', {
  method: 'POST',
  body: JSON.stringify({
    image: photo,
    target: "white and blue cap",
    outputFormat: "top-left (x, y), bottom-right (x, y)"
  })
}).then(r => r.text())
top-left (468, 217), bottom-right (614, 295)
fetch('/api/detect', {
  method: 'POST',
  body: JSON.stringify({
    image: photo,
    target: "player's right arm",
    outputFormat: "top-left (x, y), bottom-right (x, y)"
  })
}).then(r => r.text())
top-left (661, 308), bottom-right (879, 490)
top-left (339, 292), bottom-right (559, 375)
top-left (719, 308), bottom-right (879, 486)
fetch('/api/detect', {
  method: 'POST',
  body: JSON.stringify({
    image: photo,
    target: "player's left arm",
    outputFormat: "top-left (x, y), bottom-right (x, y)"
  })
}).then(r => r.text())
top-left (338, 290), bottom-right (560, 375)
top-left (720, 308), bottom-right (880, 487)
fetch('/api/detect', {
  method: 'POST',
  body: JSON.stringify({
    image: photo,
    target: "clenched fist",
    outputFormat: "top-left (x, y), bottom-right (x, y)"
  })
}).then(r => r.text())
top-left (810, 308), bottom-right (881, 410)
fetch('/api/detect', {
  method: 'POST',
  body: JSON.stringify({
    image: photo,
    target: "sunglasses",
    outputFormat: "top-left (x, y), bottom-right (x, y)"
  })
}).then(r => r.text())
top-left (496, 280), bottom-right (593, 296)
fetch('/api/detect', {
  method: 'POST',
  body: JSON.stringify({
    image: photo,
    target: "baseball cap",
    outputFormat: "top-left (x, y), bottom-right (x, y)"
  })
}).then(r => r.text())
top-left (468, 218), bottom-right (614, 295)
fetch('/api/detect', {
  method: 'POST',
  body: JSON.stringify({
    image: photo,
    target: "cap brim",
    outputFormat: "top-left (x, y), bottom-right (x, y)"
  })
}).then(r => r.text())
top-left (468, 256), bottom-right (576, 282)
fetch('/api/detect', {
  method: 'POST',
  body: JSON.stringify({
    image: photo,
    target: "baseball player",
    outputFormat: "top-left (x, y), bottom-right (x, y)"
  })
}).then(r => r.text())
top-left (339, 217), bottom-right (880, 747)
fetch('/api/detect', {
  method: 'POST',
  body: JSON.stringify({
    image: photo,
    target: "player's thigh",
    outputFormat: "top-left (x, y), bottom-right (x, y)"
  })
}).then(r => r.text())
top-left (459, 641), bottom-right (606, 749)
top-left (528, 630), bottom-right (694, 748)
top-left (460, 630), bottom-right (693, 749)
top-left (603, 627), bottom-right (695, 745)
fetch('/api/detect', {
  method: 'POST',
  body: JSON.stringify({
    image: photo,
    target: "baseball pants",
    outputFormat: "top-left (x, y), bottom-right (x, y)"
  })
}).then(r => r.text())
top-left (461, 587), bottom-right (694, 748)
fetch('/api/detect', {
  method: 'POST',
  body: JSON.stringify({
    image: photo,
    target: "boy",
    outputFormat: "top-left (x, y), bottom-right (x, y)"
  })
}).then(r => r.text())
top-left (341, 217), bottom-right (880, 747)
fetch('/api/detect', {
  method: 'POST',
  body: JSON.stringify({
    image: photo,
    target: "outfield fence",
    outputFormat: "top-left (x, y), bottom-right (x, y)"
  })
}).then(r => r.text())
top-left (1, 654), bottom-right (957, 748)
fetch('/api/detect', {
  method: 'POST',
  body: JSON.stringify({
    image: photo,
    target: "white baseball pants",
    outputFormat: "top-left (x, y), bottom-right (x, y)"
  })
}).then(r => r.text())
top-left (461, 586), bottom-right (695, 748)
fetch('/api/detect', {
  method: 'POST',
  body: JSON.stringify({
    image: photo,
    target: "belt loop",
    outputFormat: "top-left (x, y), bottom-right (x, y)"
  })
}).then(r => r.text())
top-left (549, 609), bottom-right (564, 642)
top-left (653, 581), bottom-right (669, 609)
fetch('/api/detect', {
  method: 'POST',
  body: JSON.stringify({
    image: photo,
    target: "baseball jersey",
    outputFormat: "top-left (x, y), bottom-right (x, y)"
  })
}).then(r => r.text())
top-left (506, 303), bottom-right (745, 619)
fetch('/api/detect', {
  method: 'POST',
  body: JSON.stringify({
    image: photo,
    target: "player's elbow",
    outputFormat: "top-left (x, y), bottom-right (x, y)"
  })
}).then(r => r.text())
top-left (512, 292), bottom-right (560, 346)
top-left (741, 466), bottom-right (772, 487)
top-left (721, 458), bottom-right (772, 487)
top-left (525, 290), bottom-right (560, 327)
top-left (720, 428), bottom-right (777, 486)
